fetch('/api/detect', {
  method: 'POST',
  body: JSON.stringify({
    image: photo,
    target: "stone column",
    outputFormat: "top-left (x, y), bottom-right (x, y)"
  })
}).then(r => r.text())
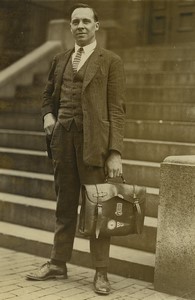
top-left (154, 155), bottom-right (195, 299)
top-left (47, 19), bottom-right (107, 50)
top-left (47, 19), bottom-right (74, 50)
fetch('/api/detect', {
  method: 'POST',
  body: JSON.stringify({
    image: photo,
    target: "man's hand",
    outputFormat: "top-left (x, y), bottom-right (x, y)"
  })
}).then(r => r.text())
top-left (105, 150), bottom-right (122, 178)
top-left (43, 113), bottom-right (56, 135)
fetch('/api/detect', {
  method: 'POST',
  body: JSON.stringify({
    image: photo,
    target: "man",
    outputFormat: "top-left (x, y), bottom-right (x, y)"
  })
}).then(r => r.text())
top-left (26, 3), bottom-right (126, 295)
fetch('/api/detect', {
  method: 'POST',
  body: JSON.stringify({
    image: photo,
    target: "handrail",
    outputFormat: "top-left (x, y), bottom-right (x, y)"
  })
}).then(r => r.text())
top-left (0, 40), bottom-right (62, 98)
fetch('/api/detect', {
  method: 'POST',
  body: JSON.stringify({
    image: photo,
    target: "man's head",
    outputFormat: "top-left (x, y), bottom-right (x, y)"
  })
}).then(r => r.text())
top-left (69, 3), bottom-right (99, 47)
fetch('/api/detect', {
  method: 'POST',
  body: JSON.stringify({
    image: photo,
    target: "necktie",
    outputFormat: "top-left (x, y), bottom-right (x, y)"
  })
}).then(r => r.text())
top-left (72, 47), bottom-right (83, 73)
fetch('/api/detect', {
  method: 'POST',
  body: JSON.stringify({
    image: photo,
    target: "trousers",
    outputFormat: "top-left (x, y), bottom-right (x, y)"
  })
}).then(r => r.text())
top-left (50, 120), bottom-right (110, 267)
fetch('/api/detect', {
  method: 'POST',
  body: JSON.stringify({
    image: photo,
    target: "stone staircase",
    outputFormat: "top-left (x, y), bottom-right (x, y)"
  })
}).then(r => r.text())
top-left (0, 45), bottom-right (195, 283)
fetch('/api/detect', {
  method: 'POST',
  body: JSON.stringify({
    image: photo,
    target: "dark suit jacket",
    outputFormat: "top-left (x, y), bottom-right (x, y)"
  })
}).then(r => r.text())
top-left (41, 45), bottom-right (126, 167)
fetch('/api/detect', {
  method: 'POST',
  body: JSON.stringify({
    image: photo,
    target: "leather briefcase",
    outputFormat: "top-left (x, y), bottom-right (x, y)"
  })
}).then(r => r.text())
top-left (78, 177), bottom-right (146, 238)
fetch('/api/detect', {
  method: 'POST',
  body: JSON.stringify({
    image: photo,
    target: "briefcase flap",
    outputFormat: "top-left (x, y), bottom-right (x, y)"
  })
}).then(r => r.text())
top-left (82, 183), bottom-right (146, 204)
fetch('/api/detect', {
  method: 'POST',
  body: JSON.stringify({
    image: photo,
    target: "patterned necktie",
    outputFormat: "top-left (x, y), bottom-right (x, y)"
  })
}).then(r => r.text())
top-left (72, 47), bottom-right (83, 73)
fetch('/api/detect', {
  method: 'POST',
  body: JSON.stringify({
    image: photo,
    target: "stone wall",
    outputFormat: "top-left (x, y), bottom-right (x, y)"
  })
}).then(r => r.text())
top-left (0, 0), bottom-right (63, 69)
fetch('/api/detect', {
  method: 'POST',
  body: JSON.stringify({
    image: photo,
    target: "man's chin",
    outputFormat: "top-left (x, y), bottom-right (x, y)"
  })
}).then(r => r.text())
top-left (76, 38), bottom-right (88, 46)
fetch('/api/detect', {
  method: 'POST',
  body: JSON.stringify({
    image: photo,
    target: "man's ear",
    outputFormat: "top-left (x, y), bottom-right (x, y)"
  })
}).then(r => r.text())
top-left (95, 22), bottom-right (100, 31)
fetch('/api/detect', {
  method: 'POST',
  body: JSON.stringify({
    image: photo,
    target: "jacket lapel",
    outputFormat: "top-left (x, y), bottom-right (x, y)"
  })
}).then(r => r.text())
top-left (54, 49), bottom-right (73, 101)
top-left (56, 49), bottom-right (73, 88)
top-left (82, 46), bottom-right (102, 93)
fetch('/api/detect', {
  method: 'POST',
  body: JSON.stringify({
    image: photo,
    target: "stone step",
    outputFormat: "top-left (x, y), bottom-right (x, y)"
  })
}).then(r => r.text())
top-left (111, 217), bottom-right (157, 254)
top-left (33, 73), bottom-right (48, 86)
top-left (0, 193), bottom-right (55, 232)
top-left (116, 46), bottom-right (195, 61)
top-left (125, 120), bottom-right (195, 143)
top-left (2, 130), bottom-right (194, 165)
top-left (7, 90), bottom-right (191, 117)
top-left (0, 129), bottom-right (45, 151)
top-left (145, 187), bottom-right (159, 218)
top-left (0, 97), bottom-right (42, 113)
top-left (1, 83), bottom-right (194, 119)
top-left (126, 102), bottom-right (195, 122)
top-left (0, 221), bottom-right (155, 282)
top-left (15, 85), bottom-right (44, 99)
top-left (2, 117), bottom-right (195, 146)
top-left (123, 138), bottom-right (195, 163)
top-left (1, 132), bottom-right (194, 166)
top-left (123, 160), bottom-right (160, 188)
top-left (0, 168), bottom-right (55, 200)
top-left (0, 192), bottom-right (157, 253)
top-left (31, 66), bottom-right (195, 90)
top-left (0, 108), bottom-right (194, 137)
top-left (0, 113), bottom-right (42, 131)
top-left (0, 168), bottom-right (159, 217)
top-left (0, 148), bottom-right (160, 182)
top-left (7, 76), bottom-right (195, 108)
top-left (0, 129), bottom-right (195, 166)
top-left (0, 148), bottom-right (160, 187)
top-left (124, 60), bottom-right (195, 73)
top-left (126, 73), bottom-right (195, 86)
top-left (0, 148), bottom-right (53, 174)
top-left (1, 108), bottom-right (194, 136)
top-left (126, 86), bottom-right (195, 103)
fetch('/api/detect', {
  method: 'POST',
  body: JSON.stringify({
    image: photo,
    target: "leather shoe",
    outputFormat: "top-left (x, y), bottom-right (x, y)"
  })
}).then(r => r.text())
top-left (26, 261), bottom-right (67, 281)
top-left (93, 271), bottom-right (111, 295)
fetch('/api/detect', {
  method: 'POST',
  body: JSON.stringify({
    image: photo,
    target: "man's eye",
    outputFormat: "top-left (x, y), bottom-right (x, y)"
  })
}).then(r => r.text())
top-left (72, 20), bottom-right (79, 25)
top-left (83, 20), bottom-right (90, 24)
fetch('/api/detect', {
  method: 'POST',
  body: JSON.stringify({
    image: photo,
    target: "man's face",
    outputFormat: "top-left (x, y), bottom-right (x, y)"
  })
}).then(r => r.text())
top-left (70, 8), bottom-right (99, 46)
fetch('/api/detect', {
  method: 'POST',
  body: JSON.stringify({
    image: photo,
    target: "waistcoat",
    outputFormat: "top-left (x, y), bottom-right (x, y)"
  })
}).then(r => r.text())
top-left (58, 55), bottom-right (89, 131)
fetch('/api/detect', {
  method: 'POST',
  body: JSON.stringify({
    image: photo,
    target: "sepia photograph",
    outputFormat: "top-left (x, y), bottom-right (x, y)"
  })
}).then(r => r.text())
top-left (0, 0), bottom-right (194, 299)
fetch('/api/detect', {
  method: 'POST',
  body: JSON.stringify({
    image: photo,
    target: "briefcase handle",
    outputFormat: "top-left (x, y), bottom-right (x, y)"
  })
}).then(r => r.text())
top-left (105, 174), bottom-right (137, 200)
top-left (104, 176), bottom-right (139, 202)
top-left (105, 175), bottom-right (126, 184)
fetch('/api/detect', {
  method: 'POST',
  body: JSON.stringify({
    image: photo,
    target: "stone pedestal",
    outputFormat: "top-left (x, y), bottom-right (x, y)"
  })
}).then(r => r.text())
top-left (47, 19), bottom-right (74, 50)
top-left (154, 155), bottom-right (195, 299)
top-left (47, 19), bottom-right (107, 50)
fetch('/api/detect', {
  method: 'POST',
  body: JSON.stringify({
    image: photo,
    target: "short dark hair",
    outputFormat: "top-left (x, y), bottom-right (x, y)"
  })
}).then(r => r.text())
top-left (69, 3), bottom-right (99, 22)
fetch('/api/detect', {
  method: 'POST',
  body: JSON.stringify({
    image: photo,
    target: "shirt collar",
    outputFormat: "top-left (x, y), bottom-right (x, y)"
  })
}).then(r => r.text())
top-left (74, 40), bottom-right (97, 54)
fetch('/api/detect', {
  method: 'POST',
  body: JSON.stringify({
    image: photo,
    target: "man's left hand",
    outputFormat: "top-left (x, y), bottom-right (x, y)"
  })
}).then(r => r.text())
top-left (105, 150), bottom-right (122, 178)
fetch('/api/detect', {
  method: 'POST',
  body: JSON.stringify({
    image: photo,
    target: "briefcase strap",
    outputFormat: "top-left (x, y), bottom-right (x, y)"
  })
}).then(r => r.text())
top-left (95, 185), bottom-right (103, 238)
top-left (133, 185), bottom-right (142, 234)
top-left (94, 184), bottom-right (143, 238)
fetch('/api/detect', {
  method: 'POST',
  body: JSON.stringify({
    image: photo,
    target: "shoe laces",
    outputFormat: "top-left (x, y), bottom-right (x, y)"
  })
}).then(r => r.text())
top-left (96, 271), bottom-right (108, 281)
top-left (41, 261), bottom-right (50, 270)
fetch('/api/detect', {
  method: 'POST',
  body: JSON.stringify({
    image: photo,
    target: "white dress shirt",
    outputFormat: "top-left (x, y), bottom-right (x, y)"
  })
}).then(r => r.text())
top-left (72, 40), bottom-right (97, 71)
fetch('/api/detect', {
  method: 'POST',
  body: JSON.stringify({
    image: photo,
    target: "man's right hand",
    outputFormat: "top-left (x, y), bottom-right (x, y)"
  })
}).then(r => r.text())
top-left (43, 113), bottom-right (56, 135)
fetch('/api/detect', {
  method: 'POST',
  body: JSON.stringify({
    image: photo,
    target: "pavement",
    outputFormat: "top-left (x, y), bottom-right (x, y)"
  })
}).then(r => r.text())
top-left (0, 247), bottom-right (188, 300)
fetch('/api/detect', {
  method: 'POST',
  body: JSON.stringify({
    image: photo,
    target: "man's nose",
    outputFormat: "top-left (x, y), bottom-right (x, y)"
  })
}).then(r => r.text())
top-left (77, 21), bottom-right (84, 28)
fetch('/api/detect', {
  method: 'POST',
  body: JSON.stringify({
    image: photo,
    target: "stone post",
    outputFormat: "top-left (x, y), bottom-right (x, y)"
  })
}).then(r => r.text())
top-left (154, 155), bottom-right (195, 299)
top-left (47, 19), bottom-right (107, 50)
top-left (47, 19), bottom-right (74, 50)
